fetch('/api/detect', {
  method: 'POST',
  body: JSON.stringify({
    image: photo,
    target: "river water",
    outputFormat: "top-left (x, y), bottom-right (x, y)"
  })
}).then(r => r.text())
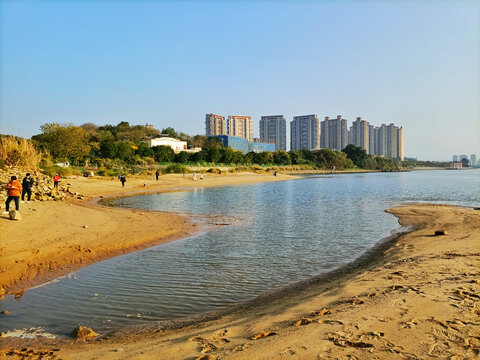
top-left (1, 170), bottom-right (479, 337)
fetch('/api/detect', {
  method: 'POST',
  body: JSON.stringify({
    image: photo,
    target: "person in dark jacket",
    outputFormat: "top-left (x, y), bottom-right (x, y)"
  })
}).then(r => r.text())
top-left (21, 173), bottom-right (34, 203)
top-left (120, 175), bottom-right (126, 187)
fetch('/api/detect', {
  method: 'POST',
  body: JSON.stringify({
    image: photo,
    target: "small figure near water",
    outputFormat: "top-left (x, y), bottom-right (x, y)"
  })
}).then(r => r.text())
top-left (21, 173), bottom-right (34, 204)
top-left (120, 175), bottom-right (126, 188)
top-left (4, 175), bottom-right (22, 214)
top-left (193, 172), bottom-right (197, 181)
top-left (53, 174), bottom-right (60, 188)
top-left (200, 174), bottom-right (204, 180)
top-left (273, 171), bottom-right (277, 176)
top-left (155, 169), bottom-right (160, 181)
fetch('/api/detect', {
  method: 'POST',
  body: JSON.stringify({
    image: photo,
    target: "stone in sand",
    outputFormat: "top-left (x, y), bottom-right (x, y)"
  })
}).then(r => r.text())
top-left (8, 210), bottom-right (21, 220)
top-left (435, 230), bottom-right (447, 236)
top-left (70, 326), bottom-right (99, 340)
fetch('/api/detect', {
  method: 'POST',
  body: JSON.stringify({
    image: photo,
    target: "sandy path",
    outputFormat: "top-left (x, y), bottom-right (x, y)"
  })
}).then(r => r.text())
top-left (0, 172), bottom-right (295, 293)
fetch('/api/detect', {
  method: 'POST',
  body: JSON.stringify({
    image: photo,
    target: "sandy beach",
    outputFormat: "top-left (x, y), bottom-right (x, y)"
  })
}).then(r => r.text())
top-left (0, 173), bottom-right (479, 359)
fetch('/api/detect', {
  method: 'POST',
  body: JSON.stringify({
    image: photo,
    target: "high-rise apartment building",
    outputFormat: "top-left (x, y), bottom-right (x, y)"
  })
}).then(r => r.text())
top-left (259, 115), bottom-right (286, 151)
top-left (471, 154), bottom-right (477, 167)
top-left (452, 155), bottom-right (458, 162)
top-left (320, 115), bottom-right (348, 151)
top-left (290, 114), bottom-right (319, 151)
top-left (368, 125), bottom-right (375, 155)
top-left (349, 117), bottom-right (370, 153)
top-left (227, 115), bottom-right (253, 142)
top-left (205, 113), bottom-right (226, 136)
top-left (374, 123), bottom-right (404, 160)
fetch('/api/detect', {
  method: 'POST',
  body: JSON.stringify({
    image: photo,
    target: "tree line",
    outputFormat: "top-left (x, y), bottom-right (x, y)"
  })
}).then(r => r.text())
top-left (30, 122), bottom-right (400, 171)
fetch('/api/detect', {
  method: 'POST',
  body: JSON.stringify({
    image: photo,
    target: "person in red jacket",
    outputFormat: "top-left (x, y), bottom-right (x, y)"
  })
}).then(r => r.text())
top-left (53, 174), bottom-right (60, 188)
top-left (4, 175), bottom-right (22, 212)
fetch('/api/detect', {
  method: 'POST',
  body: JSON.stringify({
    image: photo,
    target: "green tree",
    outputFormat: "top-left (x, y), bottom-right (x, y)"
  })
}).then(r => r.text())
top-left (220, 147), bottom-right (235, 164)
top-left (232, 150), bottom-right (245, 164)
top-left (273, 150), bottom-right (291, 165)
top-left (289, 150), bottom-right (305, 165)
top-left (99, 140), bottom-right (117, 158)
top-left (175, 151), bottom-right (189, 163)
top-left (116, 141), bottom-right (135, 161)
top-left (33, 122), bottom-right (91, 164)
top-left (191, 150), bottom-right (206, 162)
top-left (152, 145), bottom-right (175, 162)
top-left (206, 147), bottom-right (221, 163)
top-left (253, 151), bottom-right (274, 165)
top-left (136, 142), bottom-right (154, 158)
top-left (161, 127), bottom-right (179, 139)
top-left (342, 144), bottom-right (368, 168)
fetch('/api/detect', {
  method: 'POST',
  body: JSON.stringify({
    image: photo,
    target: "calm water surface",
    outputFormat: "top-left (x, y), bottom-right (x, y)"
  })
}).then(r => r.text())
top-left (1, 170), bottom-right (479, 337)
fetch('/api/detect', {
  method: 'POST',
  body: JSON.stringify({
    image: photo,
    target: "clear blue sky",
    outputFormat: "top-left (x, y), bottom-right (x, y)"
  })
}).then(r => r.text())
top-left (1, 0), bottom-right (478, 161)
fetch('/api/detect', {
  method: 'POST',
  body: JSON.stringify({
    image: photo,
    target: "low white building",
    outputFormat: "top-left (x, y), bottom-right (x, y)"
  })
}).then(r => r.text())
top-left (146, 137), bottom-right (187, 153)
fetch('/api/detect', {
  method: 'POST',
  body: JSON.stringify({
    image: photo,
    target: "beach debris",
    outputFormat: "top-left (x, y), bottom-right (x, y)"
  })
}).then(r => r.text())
top-left (83, 224), bottom-right (89, 229)
top-left (435, 230), bottom-right (447, 236)
top-left (70, 326), bottom-right (99, 340)
top-left (317, 308), bottom-right (331, 316)
top-left (1, 310), bottom-right (9, 315)
top-left (350, 298), bottom-right (365, 305)
top-left (327, 333), bottom-right (373, 348)
top-left (294, 317), bottom-right (313, 326)
top-left (250, 330), bottom-right (277, 340)
top-left (319, 319), bottom-right (344, 325)
top-left (11, 290), bottom-right (25, 300)
top-left (201, 344), bottom-right (217, 353)
top-left (195, 355), bottom-right (216, 360)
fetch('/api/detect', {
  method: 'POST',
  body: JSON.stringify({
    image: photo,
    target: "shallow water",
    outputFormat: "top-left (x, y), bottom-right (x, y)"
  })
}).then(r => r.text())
top-left (1, 169), bottom-right (479, 337)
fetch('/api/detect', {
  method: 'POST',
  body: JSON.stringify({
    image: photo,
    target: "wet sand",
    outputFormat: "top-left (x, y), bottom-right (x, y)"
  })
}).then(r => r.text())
top-left (0, 174), bottom-right (479, 359)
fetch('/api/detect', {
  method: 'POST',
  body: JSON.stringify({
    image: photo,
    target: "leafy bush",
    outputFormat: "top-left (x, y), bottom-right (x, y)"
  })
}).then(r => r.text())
top-left (162, 163), bottom-right (189, 174)
top-left (206, 168), bottom-right (223, 174)
top-left (40, 165), bottom-right (80, 177)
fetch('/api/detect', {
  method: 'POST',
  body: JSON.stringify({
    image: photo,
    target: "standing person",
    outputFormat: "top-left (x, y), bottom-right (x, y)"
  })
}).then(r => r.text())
top-left (193, 172), bottom-right (197, 181)
top-left (120, 175), bottom-right (126, 188)
top-left (4, 176), bottom-right (22, 213)
top-left (155, 169), bottom-right (160, 181)
top-left (53, 174), bottom-right (60, 188)
top-left (21, 173), bottom-right (34, 203)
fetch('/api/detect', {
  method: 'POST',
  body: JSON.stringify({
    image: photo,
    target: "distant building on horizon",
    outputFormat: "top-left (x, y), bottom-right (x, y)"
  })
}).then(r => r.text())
top-left (215, 135), bottom-right (275, 154)
top-left (320, 115), bottom-right (348, 151)
top-left (348, 117), bottom-right (370, 153)
top-left (145, 136), bottom-right (187, 153)
top-left (227, 115), bottom-right (253, 142)
top-left (290, 114), bottom-right (319, 151)
top-left (374, 123), bottom-right (404, 161)
top-left (205, 113), bottom-right (226, 136)
top-left (471, 154), bottom-right (477, 167)
top-left (452, 155), bottom-right (458, 162)
top-left (259, 115), bottom-right (286, 151)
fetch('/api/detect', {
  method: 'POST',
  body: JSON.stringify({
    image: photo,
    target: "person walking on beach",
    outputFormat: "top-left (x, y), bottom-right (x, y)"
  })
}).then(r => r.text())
top-left (4, 176), bottom-right (22, 214)
top-left (53, 174), bottom-right (60, 188)
top-left (155, 169), bottom-right (159, 181)
top-left (120, 175), bottom-right (126, 187)
top-left (21, 173), bottom-right (34, 203)
top-left (193, 172), bottom-right (197, 181)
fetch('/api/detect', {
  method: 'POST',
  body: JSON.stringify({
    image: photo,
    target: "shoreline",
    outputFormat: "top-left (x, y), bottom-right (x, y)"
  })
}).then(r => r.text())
top-left (0, 172), bottom-right (297, 293)
top-left (0, 173), bottom-right (478, 359)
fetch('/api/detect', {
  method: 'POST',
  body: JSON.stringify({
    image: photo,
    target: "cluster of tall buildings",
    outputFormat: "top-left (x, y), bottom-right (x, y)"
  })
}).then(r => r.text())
top-left (205, 113), bottom-right (404, 160)
top-left (452, 154), bottom-right (478, 166)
